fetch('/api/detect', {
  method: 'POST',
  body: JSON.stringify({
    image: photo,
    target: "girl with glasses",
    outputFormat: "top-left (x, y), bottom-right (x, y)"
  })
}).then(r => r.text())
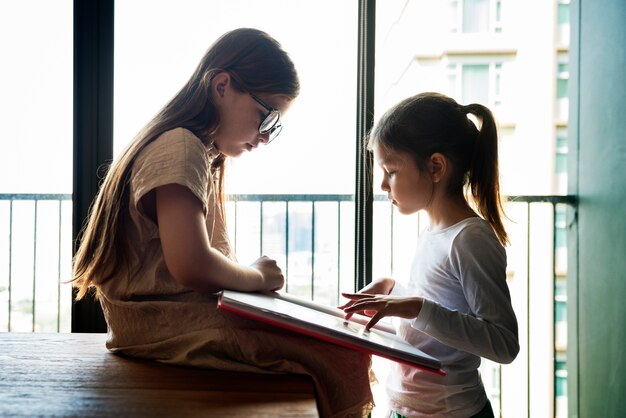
top-left (72, 28), bottom-right (374, 418)
top-left (341, 93), bottom-right (519, 418)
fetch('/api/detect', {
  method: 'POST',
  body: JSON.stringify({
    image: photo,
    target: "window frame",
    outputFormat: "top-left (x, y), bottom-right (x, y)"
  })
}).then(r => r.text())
top-left (72, 0), bottom-right (113, 332)
top-left (71, 0), bottom-right (376, 332)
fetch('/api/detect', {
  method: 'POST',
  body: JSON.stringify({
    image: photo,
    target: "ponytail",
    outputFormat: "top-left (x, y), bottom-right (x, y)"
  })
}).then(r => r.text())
top-left (464, 103), bottom-right (508, 246)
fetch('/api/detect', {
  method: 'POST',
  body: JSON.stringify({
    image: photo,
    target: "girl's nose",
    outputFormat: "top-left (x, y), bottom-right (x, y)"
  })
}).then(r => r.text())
top-left (380, 178), bottom-right (390, 192)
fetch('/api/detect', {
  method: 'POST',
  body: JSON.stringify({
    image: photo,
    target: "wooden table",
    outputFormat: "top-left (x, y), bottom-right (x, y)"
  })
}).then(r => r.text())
top-left (0, 332), bottom-right (319, 417)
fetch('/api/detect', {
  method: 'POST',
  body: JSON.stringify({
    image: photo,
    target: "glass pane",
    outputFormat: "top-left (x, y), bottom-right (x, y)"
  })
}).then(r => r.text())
top-left (557, 78), bottom-right (569, 100)
top-left (558, 3), bottom-right (570, 25)
top-left (0, 1), bottom-right (73, 332)
top-left (463, 0), bottom-right (490, 32)
top-left (375, 2), bottom-right (572, 417)
top-left (114, 1), bottom-right (357, 304)
top-left (462, 64), bottom-right (489, 104)
top-left (448, 0), bottom-right (460, 32)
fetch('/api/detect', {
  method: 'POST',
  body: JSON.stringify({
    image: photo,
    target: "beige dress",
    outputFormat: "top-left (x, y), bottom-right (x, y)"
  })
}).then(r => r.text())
top-left (98, 128), bottom-right (374, 418)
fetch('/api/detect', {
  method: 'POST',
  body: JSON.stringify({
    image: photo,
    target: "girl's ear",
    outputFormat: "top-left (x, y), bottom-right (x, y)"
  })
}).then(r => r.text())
top-left (428, 153), bottom-right (447, 183)
top-left (211, 72), bottom-right (231, 99)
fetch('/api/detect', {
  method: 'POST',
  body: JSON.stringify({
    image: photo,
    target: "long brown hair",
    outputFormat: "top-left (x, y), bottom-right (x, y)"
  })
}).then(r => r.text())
top-left (367, 92), bottom-right (508, 245)
top-left (73, 28), bottom-right (300, 299)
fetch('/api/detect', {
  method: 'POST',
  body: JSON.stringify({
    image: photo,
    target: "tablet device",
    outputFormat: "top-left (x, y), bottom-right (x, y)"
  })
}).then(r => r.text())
top-left (218, 290), bottom-right (444, 376)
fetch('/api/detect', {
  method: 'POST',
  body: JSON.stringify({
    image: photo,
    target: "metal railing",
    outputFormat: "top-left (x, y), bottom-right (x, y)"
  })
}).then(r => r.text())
top-left (0, 193), bottom-right (73, 332)
top-left (0, 192), bottom-right (577, 418)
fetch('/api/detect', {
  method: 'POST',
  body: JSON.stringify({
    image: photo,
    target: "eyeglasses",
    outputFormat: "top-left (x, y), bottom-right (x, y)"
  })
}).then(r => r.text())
top-left (249, 93), bottom-right (282, 143)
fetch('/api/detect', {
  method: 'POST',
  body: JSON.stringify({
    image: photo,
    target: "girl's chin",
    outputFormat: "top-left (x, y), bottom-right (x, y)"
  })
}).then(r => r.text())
top-left (212, 138), bottom-right (250, 157)
top-left (396, 205), bottom-right (419, 215)
top-left (229, 149), bottom-right (246, 158)
top-left (217, 144), bottom-right (246, 158)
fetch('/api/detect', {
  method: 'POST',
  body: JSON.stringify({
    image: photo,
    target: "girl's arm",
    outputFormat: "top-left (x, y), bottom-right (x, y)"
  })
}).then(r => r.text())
top-left (413, 295), bottom-right (519, 364)
top-left (413, 228), bottom-right (519, 364)
top-left (343, 227), bottom-right (519, 364)
top-left (156, 183), bottom-right (284, 293)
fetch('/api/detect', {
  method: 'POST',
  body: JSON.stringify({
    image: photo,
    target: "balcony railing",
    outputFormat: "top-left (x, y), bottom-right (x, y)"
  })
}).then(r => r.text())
top-left (0, 192), bottom-right (577, 418)
top-left (0, 193), bottom-right (73, 332)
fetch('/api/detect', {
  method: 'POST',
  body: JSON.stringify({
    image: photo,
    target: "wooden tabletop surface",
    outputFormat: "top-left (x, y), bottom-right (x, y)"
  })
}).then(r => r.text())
top-left (0, 332), bottom-right (319, 417)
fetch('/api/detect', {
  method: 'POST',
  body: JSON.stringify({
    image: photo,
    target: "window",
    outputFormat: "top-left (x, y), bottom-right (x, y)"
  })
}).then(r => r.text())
top-left (557, 0), bottom-right (570, 24)
top-left (446, 62), bottom-right (504, 110)
top-left (555, 352), bottom-right (568, 418)
top-left (462, 64), bottom-right (490, 103)
top-left (449, 0), bottom-right (502, 33)
top-left (0, 0), bottom-right (73, 332)
top-left (463, 0), bottom-right (490, 32)
top-left (556, 52), bottom-right (569, 122)
top-left (557, 0), bottom-right (571, 45)
top-left (1, 3), bottom-right (577, 417)
top-left (555, 128), bottom-right (568, 194)
top-left (114, 0), bottom-right (358, 305)
top-left (375, 2), bottom-right (572, 417)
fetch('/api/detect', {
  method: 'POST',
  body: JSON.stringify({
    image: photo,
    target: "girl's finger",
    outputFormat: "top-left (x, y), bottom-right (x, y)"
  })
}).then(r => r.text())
top-left (343, 300), bottom-right (378, 313)
top-left (365, 311), bottom-right (385, 331)
top-left (341, 292), bottom-right (373, 300)
top-left (337, 299), bottom-right (359, 309)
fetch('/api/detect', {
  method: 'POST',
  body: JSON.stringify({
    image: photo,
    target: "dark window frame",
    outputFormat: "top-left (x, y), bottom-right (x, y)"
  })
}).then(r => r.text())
top-left (71, 0), bottom-right (376, 332)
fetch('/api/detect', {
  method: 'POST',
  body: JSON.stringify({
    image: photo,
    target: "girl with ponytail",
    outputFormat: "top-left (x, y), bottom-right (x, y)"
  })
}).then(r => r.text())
top-left (341, 93), bottom-right (519, 418)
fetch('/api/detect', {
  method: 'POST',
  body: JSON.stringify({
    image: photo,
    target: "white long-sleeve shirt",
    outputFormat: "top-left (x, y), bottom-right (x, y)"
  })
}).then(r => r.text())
top-left (387, 217), bottom-right (519, 418)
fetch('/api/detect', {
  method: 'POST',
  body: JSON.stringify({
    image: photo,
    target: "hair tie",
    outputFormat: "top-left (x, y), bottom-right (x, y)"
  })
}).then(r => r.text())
top-left (461, 104), bottom-right (479, 134)
top-left (462, 103), bottom-right (475, 115)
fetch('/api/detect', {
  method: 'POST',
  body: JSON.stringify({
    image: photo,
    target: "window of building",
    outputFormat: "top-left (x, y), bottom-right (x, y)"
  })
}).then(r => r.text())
top-left (446, 62), bottom-right (504, 111)
top-left (463, 0), bottom-right (490, 32)
top-left (449, 0), bottom-right (502, 33)
top-left (0, 0), bottom-right (73, 332)
top-left (555, 127), bottom-right (568, 194)
top-left (557, 0), bottom-right (571, 45)
top-left (556, 52), bottom-right (569, 122)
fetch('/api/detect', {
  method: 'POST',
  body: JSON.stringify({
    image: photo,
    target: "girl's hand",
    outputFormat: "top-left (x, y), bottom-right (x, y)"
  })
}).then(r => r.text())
top-left (337, 278), bottom-right (395, 319)
top-left (250, 256), bottom-right (285, 291)
top-left (341, 294), bottom-right (423, 331)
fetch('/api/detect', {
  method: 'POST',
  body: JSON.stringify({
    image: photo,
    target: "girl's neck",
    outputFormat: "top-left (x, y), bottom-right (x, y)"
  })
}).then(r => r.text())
top-left (426, 194), bottom-right (478, 231)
